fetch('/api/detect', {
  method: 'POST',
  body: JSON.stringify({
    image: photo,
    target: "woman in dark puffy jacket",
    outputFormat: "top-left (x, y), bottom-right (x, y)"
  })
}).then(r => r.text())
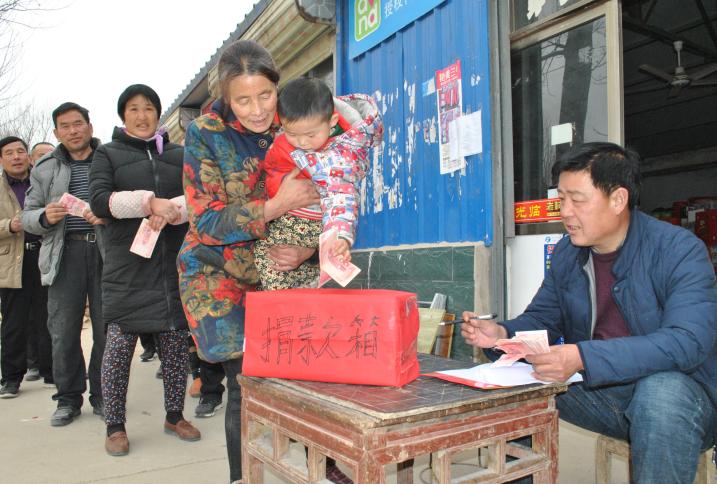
top-left (89, 84), bottom-right (200, 457)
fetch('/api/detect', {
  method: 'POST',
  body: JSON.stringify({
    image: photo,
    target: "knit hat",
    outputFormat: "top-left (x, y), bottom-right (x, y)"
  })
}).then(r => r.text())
top-left (117, 84), bottom-right (162, 121)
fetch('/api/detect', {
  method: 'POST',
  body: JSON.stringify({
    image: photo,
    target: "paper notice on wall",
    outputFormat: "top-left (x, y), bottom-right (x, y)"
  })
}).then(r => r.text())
top-left (446, 110), bottom-right (483, 173)
top-left (436, 60), bottom-right (464, 175)
top-left (446, 121), bottom-right (464, 173)
top-left (456, 110), bottom-right (483, 157)
top-left (551, 122), bottom-right (573, 146)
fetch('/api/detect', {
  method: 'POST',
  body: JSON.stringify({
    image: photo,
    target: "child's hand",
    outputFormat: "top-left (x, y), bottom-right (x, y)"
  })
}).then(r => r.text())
top-left (330, 238), bottom-right (351, 263)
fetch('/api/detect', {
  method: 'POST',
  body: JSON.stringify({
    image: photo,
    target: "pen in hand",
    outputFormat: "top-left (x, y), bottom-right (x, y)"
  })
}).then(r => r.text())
top-left (439, 313), bottom-right (498, 325)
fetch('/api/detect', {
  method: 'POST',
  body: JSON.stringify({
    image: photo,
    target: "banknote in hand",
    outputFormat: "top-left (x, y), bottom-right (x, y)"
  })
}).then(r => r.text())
top-left (59, 192), bottom-right (89, 217)
top-left (318, 228), bottom-right (361, 287)
top-left (130, 218), bottom-right (160, 259)
top-left (491, 330), bottom-right (550, 367)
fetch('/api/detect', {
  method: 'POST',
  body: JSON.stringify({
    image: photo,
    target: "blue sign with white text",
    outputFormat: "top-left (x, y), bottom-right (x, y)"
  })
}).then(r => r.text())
top-left (348, 0), bottom-right (447, 58)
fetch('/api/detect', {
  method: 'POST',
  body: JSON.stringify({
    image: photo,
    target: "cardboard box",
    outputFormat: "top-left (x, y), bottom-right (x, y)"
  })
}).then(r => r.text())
top-left (243, 289), bottom-right (420, 387)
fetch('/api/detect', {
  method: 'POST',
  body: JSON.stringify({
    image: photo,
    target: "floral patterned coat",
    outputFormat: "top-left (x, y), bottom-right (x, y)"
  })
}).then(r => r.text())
top-left (177, 100), bottom-right (276, 363)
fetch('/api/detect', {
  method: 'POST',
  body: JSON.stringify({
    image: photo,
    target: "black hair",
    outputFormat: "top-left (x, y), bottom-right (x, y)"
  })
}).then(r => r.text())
top-left (31, 141), bottom-right (54, 151)
top-left (0, 136), bottom-right (28, 154)
top-left (117, 84), bottom-right (161, 121)
top-left (551, 142), bottom-right (641, 209)
top-left (52, 102), bottom-right (90, 127)
top-left (277, 78), bottom-right (334, 123)
top-left (217, 40), bottom-right (280, 102)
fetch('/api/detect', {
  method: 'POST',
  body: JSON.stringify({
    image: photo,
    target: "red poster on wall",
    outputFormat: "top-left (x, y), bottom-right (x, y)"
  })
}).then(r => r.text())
top-left (436, 60), bottom-right (464, 174)
top-left (243, 289), bottom-right (420, 387)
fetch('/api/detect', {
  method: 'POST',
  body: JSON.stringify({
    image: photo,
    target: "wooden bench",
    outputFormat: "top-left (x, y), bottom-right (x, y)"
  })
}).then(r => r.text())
top-left (595, 434), bottom-right (713, 484)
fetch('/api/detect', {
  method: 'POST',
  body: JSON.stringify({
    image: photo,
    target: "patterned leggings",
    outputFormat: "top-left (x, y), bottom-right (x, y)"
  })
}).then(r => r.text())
top-left (101, 323), bottom-right (188, 426)
top-left (254, 214), bottom-right (322, 290)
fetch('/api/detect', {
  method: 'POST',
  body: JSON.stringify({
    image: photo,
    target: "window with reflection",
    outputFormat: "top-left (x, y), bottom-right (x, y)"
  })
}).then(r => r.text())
top-left (511, 17), bottom-right (608, 203)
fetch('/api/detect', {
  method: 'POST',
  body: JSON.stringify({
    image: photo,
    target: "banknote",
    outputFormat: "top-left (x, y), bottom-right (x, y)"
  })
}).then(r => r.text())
top-left (492, 330), bottom-right (550, 367)
top-left (129, 218), bottom-right (160, 259)
top-left (59, 192), bottom-right (89, 217)
top-left (514, 330), bottom-right (551, 353)
top-left (318, 229), bottom-right (361, 287)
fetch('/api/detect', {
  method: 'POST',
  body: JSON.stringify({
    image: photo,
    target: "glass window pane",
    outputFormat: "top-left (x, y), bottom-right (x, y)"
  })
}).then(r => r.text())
top-left (511, 17), bottom-right (608, 203)
top-left (512, 0), bottom-right (585, 31)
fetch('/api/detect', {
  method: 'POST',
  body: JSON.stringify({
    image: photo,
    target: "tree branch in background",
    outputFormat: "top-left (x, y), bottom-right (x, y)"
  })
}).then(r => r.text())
top-left (0, 102), bottom-right (53, 146)
top-left (0, 1), bottom-right (58, 144)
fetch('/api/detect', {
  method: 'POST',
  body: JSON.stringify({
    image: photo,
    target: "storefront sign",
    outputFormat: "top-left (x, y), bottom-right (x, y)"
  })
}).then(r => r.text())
top-left (514, 198), bottom-right (561, 224)
top-left (349, 0), bottom-right (448, 58)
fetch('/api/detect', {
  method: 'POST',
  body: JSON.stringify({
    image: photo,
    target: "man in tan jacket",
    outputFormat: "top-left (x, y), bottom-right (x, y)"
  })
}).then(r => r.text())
top-left (0, 136), bottom-right (48, 398)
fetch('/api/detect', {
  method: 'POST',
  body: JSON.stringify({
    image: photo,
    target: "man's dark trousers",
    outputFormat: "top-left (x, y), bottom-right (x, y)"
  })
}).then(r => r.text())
top-left (47, 237), bottom-right (104, 409)
top-left (26, 297), bottom-right (52, 378)
top-left (200, 359), bottom-right (226, 398)
top-left (0, 246), bottom-right (48, 385)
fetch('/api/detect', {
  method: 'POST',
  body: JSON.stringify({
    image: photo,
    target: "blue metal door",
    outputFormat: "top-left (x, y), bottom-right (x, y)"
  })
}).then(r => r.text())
top-left (337, 0), bottom-right (493, 248)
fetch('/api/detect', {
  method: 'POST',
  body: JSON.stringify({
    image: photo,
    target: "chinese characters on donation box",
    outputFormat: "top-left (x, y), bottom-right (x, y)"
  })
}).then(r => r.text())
top-left (243, 289), bottom-right (420, 387)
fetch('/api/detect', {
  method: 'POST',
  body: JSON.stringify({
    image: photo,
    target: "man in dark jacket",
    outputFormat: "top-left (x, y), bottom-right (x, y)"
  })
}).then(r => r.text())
top-left (22, 102), bottom-right (106, 427)
top-left (462, 142), bottom-right (717, 484)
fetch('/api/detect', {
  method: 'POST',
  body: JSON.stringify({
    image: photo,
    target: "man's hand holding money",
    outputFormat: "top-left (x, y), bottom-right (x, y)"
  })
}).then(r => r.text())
top-left (44, 202), bottom-right (69, 225)
top-left (525, 345), bottom-right (584, 383)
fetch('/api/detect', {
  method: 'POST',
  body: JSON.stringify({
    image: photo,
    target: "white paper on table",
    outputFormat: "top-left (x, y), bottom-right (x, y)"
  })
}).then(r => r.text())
top-left (455, 110), bottom-right (482, 157)
top-left (435, 361), bottom-right (583, 387)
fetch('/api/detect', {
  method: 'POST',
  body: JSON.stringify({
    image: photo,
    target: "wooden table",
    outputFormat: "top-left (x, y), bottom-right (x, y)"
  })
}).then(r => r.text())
top-left (239, 354), bottom-right (567, 483)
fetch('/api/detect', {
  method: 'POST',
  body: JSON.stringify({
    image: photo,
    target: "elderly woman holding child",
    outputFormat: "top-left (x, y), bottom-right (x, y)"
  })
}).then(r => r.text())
top-left (177, 40), bottom-right (320, 482)
top-left (178, 34), bottom-right (385, 481)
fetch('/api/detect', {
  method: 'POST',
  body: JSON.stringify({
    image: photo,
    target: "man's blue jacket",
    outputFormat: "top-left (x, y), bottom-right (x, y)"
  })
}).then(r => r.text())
top-left (502, 210), bottom-right (717, 404)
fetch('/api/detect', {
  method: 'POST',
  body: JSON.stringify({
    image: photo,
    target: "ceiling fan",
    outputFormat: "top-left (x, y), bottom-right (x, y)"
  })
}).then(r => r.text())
top-left (631, 40), bottom-right (717, 97)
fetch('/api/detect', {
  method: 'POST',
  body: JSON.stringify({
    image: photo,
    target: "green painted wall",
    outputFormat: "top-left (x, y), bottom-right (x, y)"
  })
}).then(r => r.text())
top-left (341, 246), bottom-right (476, 361)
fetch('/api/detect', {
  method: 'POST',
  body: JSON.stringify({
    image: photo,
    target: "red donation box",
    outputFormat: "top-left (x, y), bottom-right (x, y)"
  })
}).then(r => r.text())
top-left (243, 289), bottom-right (420, 387)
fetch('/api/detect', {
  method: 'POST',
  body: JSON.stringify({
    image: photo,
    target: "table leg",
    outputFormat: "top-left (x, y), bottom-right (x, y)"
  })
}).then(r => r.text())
top-left (432, 451), bottom-right (451, 483)
top-left (308, 446), bottom-right (327, 481)
top-left (396, 458), bottom-right (414, 484)
top-left (356, 456), bottom-right (385, 484)
top-left (245, 454), bottom-right (264, 484)
top-left (533, 406), bottom-right (560, 483)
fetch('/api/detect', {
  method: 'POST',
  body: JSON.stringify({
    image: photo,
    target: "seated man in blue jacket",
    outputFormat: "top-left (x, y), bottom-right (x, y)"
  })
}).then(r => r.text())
top-left (462, 142), bottom-right (717, 484)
